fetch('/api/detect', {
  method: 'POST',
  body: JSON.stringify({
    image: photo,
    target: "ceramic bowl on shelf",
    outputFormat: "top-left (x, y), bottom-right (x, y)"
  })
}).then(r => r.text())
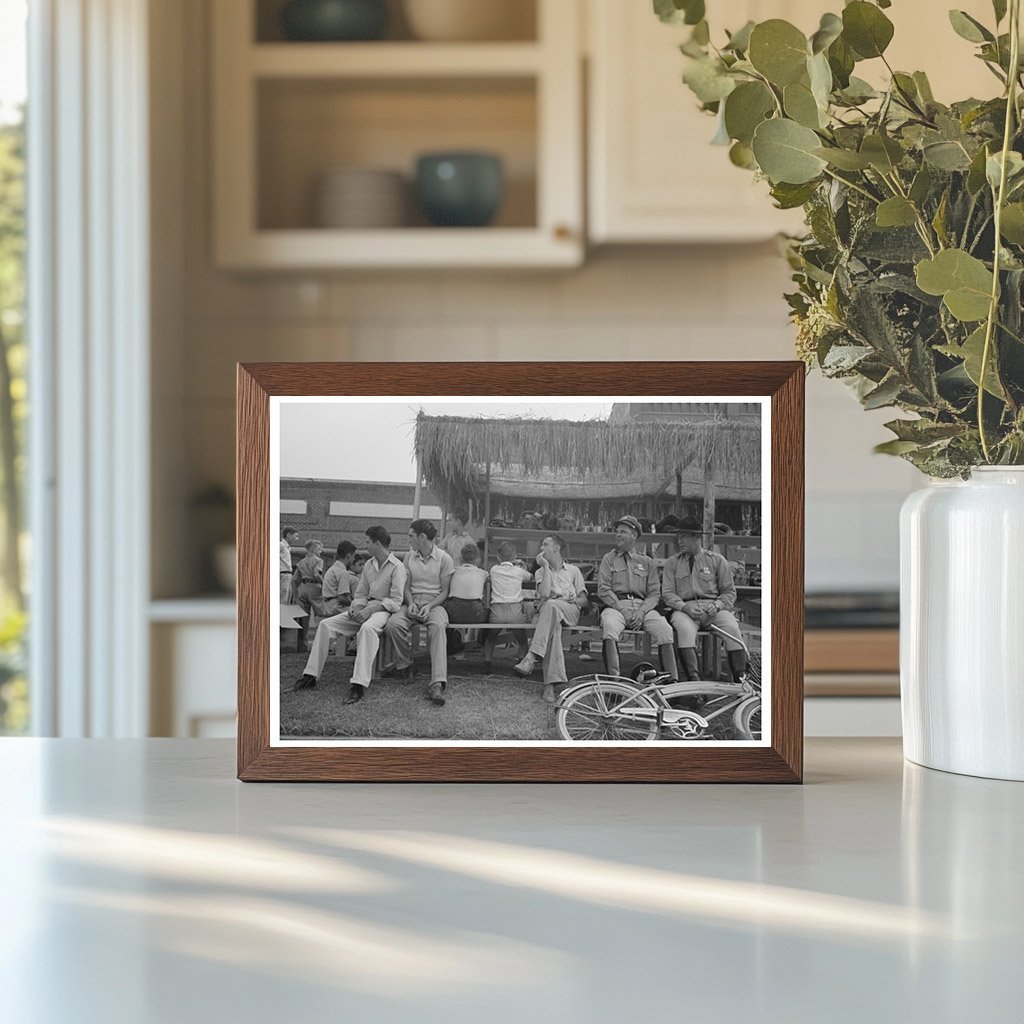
top-left (315, 167), bottom-right (407, 229)
top-left (403, 0), bottom-right (534, 42)
top-left (280, 0), bottom-right (388, 42)
top-left (414, 152), bottom-right (504, 227)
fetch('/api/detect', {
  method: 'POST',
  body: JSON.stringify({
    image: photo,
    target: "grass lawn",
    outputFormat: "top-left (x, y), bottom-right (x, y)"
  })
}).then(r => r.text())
top-left (278, 640), bottom-right (640, 741)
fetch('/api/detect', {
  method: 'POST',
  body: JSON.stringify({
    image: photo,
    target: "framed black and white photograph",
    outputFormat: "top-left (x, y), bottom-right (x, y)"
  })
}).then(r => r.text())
top-left (237, 362), bottom-right (804, 782)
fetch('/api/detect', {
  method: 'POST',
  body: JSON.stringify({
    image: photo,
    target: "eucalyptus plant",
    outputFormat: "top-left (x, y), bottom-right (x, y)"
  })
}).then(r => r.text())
top-left (657, 0), bottom-right (1024, 475)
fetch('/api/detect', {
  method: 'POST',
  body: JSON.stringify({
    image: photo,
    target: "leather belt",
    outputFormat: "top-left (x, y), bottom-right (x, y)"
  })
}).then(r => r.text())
top-left (615, 592), bottom-right (646, 600)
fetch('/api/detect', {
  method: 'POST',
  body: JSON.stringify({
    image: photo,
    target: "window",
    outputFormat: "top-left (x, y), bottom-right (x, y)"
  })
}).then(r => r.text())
top-left (0, 0), bottom-right (27, 734)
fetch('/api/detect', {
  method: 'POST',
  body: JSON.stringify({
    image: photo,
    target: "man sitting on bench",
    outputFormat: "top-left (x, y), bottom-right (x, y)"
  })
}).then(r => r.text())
top-left (597, 514), bottom-right (678, 680)
top-left (513, 533), bottom-right (587, 703)
top-left (662, 516), bottom-right (745, 683)
top-left (291, 526), bottom-right (406, 704)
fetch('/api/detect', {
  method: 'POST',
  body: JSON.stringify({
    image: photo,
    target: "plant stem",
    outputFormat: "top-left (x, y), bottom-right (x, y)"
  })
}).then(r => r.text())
top-left (822, 167), bottom-right (880, 205)
top-left (978, 0), bottom-right (1021, 462)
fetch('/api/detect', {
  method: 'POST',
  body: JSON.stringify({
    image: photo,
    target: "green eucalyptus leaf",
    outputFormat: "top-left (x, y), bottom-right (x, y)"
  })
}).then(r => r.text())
top-left (932, 190), bottom-right (950, 247)
top-left (683, 57), bottom-right (737, 104)
top-left (915, 249), bottom-right (994, 321)
top-left (808, 52), bottom-right (833, 108)
top-left (909, 164), bottom-right (933, 205)
top-left (723, 81), bottom-right (776, 144)
top-left (810, 12), bottom-right (843, 54)
top-left (874, 439), bottom-right (921, 455)
top-left (860, 133), bottom-right (904, 173)
top-left (814, 145), bottom-right (872, 170)
top-left (862, 374), bottom-right (903, 409)
top-left (827, 35), bottom-right (856, 88)
top-left (837, 76), bottom-right (879, 104)
top-left (912, 71), bottom-right (935, 104)
top-left (724, 20), bottom-right (755, 53)
top-left (748, 20), bottom-right (809, 86)
top-left (948, 10), bottom-right (994, 44)
top-left (986, 150), bottom-right (1024, 190)
top-left (653, 0), bottom-right (705, 26)
top-left (784, 80), bottom-right (824, 129)
top-left (884, 418), bottom-right (963, 443)
top-left (923, 140), bottom-right (973, 171)
top-left (999, 203), bottom-right (1024, 244)
top-left (940, 325), bottom-right (1006, 397)
top-left (751, 117), bottom-right (828, 184)
top-left (993, 0), bottom-right (1008, 24)
top-left (692, 19), bottom-right (710, 45)
top-left (729, 140), bottom-right (758, 169)
top-left (770, 179), bottom-right (820, 208)
top-left (876, 196), bottom-right (918, 228)
top-left (842, 1), bottom-right (894, 59)
top-left (967, 144), bottom-right (991, 194)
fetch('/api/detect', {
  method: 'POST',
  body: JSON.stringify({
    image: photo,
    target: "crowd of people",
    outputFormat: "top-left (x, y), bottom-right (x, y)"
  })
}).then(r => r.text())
top-left (282, 510), bottom-right (747, 708)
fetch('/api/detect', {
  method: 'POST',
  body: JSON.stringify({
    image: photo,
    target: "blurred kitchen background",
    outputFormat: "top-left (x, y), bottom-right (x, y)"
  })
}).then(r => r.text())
top-left (1, 0), bottom-right (997, 739)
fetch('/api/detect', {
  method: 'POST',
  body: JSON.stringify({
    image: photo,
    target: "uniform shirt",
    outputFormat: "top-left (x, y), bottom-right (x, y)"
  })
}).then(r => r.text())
top-left (322, 561), bottom-right (356, 601)
top-left (489, 561), bottom-right (532, 603)
top-left (449, 564), bottom-right (488, 600)
top-left (351, 552), bottom-right (406, 614)
top-left (293, 553), bottom-right (323, 583)
top-left (404, 545), bottom-right (455, 600)
top-left (662, 548), bottom-right (737, 610)
top-left (279, 540), bottom-right (293, 572)
top-left (597, 548), bottom-right (660, 614)
top-left (443, 531), bottom-right (478, 563)
top-left (535, 561), bottom-right (586, 602)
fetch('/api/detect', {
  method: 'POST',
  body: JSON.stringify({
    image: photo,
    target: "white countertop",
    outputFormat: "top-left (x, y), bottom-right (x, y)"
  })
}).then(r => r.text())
top-left (1, 738), bottom-right (1019, 1023)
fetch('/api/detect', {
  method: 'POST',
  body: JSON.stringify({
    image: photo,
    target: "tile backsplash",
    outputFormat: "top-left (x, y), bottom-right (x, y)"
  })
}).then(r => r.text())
top-left (180, 246), bottom-right (917, 594)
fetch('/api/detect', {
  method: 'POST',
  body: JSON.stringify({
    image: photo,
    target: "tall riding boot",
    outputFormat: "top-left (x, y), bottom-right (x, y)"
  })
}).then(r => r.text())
top-left (658, 643), bottom-right (679, 680)
top-left (602, 639), bottom-right (620, 677)
top-left (728, 649), bottom-right (748, 683)
top-left (678, 647), bottom-right (700, 682)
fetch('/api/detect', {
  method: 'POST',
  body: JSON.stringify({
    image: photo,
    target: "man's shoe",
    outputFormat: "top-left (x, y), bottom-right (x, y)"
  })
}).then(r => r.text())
top-left (343, 684), bottom-right (365, 704)
top-left (292, 674), bottom-right (317, 691)
top-left (513, 654), bottom-right (536, 677)
top-left (542, 683), bottom-right (556, 704)
top-left (427, 681), bottom-right (446, 705)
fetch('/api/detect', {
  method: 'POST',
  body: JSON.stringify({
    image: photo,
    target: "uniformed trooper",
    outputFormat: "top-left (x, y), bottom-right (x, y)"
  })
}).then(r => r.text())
top-left (662, 515), bottom-right (746, 683)
top-left (596, 514), bottom-right (678, 680)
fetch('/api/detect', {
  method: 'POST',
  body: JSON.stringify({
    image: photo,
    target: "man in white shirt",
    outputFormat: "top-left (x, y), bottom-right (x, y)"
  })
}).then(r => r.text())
top-left (292, 526), bottom-right (406, 704)
top-left (384, 519), bottom-right (455, 705)
top-left (484, 540), bottom-right (532, 672)
top-left (513, 534), bottom-right (588, 702)
top-left (279, 527), bottom-right (299, 602)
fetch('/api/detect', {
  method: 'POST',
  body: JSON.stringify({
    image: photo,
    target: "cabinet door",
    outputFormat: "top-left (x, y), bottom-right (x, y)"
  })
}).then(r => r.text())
top-left (588, 0), bottom-right (804, 242)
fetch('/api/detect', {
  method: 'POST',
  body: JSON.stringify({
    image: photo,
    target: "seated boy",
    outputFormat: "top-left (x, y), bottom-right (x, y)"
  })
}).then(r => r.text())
top-left (321, 540), bottom-right (357, 618)
top-left (483, 541), bottom-right (531, 673)
top-left (444, 541), bottom-right (489, 656)
top-left (291, 540), bottom-right (324, 652)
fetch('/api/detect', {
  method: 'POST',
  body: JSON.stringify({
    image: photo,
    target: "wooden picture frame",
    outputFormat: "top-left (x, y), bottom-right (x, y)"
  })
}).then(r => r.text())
top-left (237, 362), bottom-right (804, 782)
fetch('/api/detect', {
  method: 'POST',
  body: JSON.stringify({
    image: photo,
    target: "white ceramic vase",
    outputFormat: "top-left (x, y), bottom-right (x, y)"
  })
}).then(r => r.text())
top-left (900, 467), bottom-right (1024, 780)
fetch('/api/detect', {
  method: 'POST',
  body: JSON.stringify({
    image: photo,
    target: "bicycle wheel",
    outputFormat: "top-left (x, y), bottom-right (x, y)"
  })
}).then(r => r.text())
top-left (733, 696), bottom-right (762, 741)
top-left (556, 681), bottom-right (659, 741)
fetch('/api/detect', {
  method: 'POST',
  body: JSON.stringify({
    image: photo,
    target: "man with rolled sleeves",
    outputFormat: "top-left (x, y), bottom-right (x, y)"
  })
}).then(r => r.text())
top-left (291, 526), bottom-right (406, 703)
top-left (662, 515), bottom-right (746, 683)
top-left (596, 515), bottom-right (678, 680)
top-left (384, 519), bottom-right (455, 706)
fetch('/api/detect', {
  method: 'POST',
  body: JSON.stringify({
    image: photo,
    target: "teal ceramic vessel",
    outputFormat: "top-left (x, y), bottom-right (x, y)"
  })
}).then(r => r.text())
top-left (281, 0), bottom-right (388, 42)
top-left (415, 152), bottom-right (505, 227)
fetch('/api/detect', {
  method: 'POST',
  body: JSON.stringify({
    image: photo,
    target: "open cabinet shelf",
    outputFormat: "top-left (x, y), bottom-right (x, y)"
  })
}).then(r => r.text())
top-left (212, 0), bottom-right (583, 269)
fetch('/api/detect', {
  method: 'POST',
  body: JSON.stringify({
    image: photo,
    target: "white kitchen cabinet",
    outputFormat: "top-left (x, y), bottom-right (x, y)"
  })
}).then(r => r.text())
top-left (586, 0), bottom-right (998, 244)
top-left (211, 0), bottom-right (584, 269)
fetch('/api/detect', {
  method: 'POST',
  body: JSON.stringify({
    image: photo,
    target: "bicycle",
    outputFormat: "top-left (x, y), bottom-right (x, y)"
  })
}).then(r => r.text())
top-left (554, 623), bottom-right (762, 741)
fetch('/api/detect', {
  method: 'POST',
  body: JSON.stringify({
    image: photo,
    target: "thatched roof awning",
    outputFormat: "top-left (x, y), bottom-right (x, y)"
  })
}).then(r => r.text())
top-left (414, 412), bottom-right (761, 501)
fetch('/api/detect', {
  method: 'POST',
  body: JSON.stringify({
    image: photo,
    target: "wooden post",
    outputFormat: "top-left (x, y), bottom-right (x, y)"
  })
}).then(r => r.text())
top-left (412, 454), bottom-right (423, 520)
top-left (483, 461), bottom-right (492, 564)
top-left (702, 446), bottom-right (716, 550)
top-left (675, 467), bottom-right (683, 515)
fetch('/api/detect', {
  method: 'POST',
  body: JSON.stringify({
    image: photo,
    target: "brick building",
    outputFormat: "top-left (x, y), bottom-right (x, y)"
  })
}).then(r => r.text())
top-left (280, 478), bottom-right (444, 555)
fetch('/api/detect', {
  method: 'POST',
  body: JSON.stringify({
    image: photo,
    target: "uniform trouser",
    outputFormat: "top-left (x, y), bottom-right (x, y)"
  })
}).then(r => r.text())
top-left (279, 572), bottom-right (292, 603)
top-left (670, 609), bottom-right (743, 650)
top-left (529, 599), bottom-right (581, 683)
top-left (385, 605), bottom-right (449, 683)
top-left (296, 582), bottom-right (323, 628)
top-left (302, 610), bottom-right (390, 686)
top-left (601, 599), bottom-right (674, 645)
top-left (484, 602), bottom-right (529, 660)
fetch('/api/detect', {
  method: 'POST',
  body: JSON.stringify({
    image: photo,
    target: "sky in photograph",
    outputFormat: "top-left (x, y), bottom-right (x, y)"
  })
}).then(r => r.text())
top-left (279, 400), bottom-right (615, 481)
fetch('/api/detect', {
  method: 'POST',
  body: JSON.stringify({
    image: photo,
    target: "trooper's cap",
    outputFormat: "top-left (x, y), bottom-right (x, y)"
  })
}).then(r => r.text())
top-left (675, 515), bottom-right (703, 535)
top-left (612, 514), bottom-right (644, 536)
